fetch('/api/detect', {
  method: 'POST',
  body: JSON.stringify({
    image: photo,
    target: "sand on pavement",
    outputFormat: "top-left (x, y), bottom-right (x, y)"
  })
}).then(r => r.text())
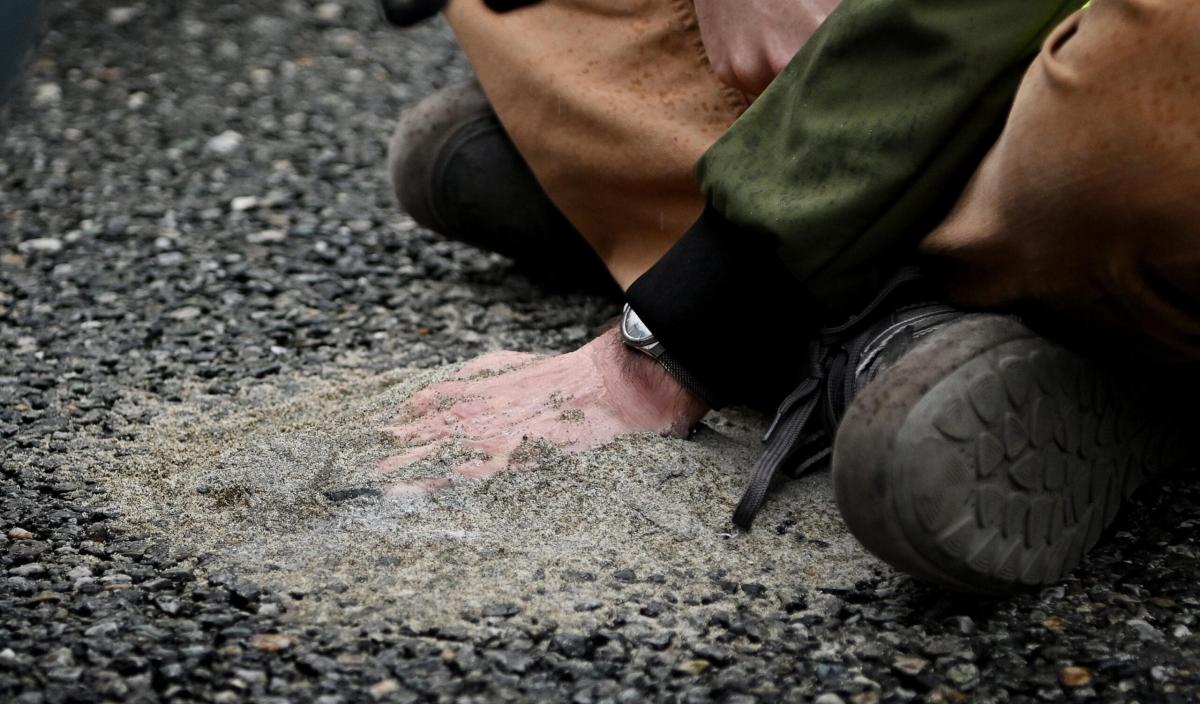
top-left (92, 364), bottom-right (878, 630)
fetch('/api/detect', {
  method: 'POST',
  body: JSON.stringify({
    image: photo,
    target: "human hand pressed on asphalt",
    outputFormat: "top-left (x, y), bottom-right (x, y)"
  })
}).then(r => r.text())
top-left (693, 0), bottom-right (840, 96)
top-left (376, 328), bottom-right (709, 494)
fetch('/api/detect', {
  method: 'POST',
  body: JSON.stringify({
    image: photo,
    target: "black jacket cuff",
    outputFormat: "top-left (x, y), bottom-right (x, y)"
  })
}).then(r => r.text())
top-left (625, 206), bottom-right (815, 410)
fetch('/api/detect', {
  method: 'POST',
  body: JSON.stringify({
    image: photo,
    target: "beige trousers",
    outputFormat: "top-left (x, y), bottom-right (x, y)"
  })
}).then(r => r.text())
top-left (445, 0), bottom-right (748, 289)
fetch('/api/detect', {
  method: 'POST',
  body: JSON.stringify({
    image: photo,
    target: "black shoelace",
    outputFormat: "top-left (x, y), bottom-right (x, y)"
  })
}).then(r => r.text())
top-left (732, 267), bottom-right (927, 529)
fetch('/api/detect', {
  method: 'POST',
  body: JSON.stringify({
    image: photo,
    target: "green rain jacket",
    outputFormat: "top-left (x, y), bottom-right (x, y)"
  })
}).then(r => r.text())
top-left (697, 0), bottom-right (1086, 311)
top-left (627, 0), bottom-right (1087, 408)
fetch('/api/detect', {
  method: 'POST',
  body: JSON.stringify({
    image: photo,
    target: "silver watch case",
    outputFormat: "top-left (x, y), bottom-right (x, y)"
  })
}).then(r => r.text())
top-left (620, 303), bottom-right (665, 360)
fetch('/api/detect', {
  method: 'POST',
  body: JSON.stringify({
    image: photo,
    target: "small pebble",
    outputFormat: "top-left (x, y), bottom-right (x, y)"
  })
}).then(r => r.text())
top-left (107, 7), bottom-right (140, 25)
top-left (84, 621), bottom-right (119, 638)
top-left (205, 130), bottom-right (244, 155)
top-left (673, 659), bottom-right (711, 676)
top-left (230, 196), bottom-right (259, 212)
top-left (1041, 616), bottom-right (1068, 634)
top-left (9, 563), bottom-right (46, 578)
top-left (247, 229), bottom-right (286, 244)
top-left (369, 679), bottom-right (400, 699)
top-left (315, 3), bottom-right (343, 23)
top-left (167, 306), bottom-right (202, 321)
top-left (326, 29), bottom-right (359, 57)
top-left (33, 83), bottom-right (62, 106)
top-left (127, 91), bottom-right (149, 110)
top-left (947, 663), bottom-right (978, 686)
top-left (1059, 666), bottom-right (1093, 687)
top-left (18, 238), bottom-right (63, 254)
top-left (1126, 619), bottom-right (1164, 642)
top-left (249, 633), bottom-right (293, 652)
top-left (892, 654), bottom-right (929, 676)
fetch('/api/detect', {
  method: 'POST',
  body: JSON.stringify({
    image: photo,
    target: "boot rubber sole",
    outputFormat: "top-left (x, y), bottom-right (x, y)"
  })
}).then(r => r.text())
top-left (832, 315), bottom-right (1187, 594)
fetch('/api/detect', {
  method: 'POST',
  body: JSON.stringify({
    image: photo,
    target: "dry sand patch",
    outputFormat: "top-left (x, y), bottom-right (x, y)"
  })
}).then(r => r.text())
top-left (93, 366), bottom-right (877, 629)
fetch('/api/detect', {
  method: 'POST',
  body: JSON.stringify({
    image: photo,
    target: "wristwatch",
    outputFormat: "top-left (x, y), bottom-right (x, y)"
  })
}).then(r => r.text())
top-left (620, 303), bottom-right (718, 406)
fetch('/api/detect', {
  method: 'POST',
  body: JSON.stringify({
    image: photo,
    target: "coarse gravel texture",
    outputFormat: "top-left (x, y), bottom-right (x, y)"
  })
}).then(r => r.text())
top-left (2, 1), bottom-right (1200, 703)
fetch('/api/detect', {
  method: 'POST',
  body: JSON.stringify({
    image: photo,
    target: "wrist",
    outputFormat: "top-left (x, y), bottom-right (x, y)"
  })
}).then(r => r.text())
top-left (624, 207), bottom-right (816, 411)
top-left (594, 329), bottom-right (709, 436)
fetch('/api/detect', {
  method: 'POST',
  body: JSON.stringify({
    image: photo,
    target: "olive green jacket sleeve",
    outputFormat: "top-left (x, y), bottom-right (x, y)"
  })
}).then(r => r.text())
top-left (694, 0), bottom-right (1085, 315)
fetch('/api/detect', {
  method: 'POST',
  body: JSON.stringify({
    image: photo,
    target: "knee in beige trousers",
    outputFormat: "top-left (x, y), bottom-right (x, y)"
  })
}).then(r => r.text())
top-left (923, 0), bottom-right (1200, 361)
top-left (444, 0), bottom-right (749, 289)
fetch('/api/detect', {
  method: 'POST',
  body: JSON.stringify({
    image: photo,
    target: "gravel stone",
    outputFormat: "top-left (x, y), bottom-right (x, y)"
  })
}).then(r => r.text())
top-left (17, 239), bottom-right (62, 254)
top-left (2, 1), bottom-right (1199, 702)
top-left (205, 130), bottom-right (244, 155)
top-left (8, 563), bottom-right (46, 578)
top-left (1059, 666), bottom-right (1093, 687)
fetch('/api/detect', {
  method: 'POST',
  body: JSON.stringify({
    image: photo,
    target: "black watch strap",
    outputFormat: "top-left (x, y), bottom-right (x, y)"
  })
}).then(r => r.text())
top-left (651, 349), bottom-right (723, 409)
top-left (621, 304), bottom-right (723, 407)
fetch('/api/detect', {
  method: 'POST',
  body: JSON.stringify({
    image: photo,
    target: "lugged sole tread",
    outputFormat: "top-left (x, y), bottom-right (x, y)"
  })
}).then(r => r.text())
top-left (833, 316), bottom-right (1192, 594)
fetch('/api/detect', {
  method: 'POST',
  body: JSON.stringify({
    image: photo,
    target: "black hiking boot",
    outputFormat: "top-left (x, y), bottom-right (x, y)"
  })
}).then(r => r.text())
top-left (388, 80), bottom-right (616, 293)
top-left (734, 269), bottom-right (1194, 594)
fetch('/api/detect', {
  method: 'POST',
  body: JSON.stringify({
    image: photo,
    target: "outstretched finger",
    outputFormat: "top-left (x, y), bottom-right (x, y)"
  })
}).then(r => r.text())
top-left (382, 408), bottom-right (462, 445)
top-left (384, 477), bottom-right (452, 497)
top-left (374, 443), bottom-right (440, 474)
top-left (454, 351), bottom-right (540, 380)
top-left (451, 452), bottom-right (511, 479)
top-left (385, 397), bottom-right (496, 444)
top-left (395, 381), bottom-right (467, 420)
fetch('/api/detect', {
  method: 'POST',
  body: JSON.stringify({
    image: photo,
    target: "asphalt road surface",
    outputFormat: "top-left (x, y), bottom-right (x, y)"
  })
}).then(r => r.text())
top-left (2, 1), bottom-right (1199, 702)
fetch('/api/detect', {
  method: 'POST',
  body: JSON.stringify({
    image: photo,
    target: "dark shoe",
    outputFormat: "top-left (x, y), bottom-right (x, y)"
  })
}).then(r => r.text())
top-left (833, 314), bottom-right (1191, 594)
top-left (388, 80), bottom-right (615, 292)
top-left (734, 269), bottom-right (1193, 594)
top-left (732, 269), bottom-right (962, 529)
